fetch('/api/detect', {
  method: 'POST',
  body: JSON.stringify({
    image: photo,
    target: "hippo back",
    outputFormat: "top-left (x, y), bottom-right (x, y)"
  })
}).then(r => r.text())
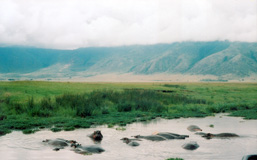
top-left (182, 141), bottom-right (199, 150)
top-left (242, 155), bottom-right (257, 160)
top-left (128, 141), bottom-right (140, 147)
top-left (144, 135), bottom-right (167, 141)
top-left (187, 125), bottom-right (202, 132)
top-left (82, 145), bottom-right (105, 153)
top-left (216, 133), bottom-right (239, 137)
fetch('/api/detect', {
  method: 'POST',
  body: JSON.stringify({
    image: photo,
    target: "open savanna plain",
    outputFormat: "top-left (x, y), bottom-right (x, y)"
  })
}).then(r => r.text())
top-left (0, 81), bottom-right (256, 136)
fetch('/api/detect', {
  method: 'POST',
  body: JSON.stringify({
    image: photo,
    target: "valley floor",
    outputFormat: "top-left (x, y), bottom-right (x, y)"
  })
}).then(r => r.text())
top-left (0, 81), bottom-right (256, 136)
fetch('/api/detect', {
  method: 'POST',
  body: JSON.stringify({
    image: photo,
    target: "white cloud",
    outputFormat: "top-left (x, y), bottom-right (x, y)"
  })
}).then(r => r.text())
top-left (0, 0), bottom-right (256, 49)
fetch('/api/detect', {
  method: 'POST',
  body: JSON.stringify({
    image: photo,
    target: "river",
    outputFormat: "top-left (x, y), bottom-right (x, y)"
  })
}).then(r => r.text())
top-left (0, 114), bottom-right (256, 160)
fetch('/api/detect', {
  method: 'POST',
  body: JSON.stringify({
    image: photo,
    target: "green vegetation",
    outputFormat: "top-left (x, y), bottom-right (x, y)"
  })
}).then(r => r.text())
top-left (116, 127), bottom-right (126, 131)
top-left (22, 128), bottom-right (40, 134)
top-left (209, 124), bottom-right (214, 128)
top-left (0, 81), bottom-right (256, 136)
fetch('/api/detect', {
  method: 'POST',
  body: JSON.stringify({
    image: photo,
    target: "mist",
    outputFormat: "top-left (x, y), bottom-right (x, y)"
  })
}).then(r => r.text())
top-left (0, 0), bottom-right (256, 49)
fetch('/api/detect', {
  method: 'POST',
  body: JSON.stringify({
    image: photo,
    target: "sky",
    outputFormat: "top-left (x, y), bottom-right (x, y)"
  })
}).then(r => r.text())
top-left (0, 0), bottom-right (256, 49)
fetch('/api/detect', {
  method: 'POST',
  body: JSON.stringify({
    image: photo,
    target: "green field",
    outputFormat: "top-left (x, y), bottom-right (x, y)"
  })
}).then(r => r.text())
top-left (0, 81), bottom-right (256, 136)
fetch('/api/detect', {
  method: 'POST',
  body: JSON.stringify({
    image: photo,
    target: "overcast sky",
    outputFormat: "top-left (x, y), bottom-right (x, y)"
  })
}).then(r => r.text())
top-left (0, 0), bottom-right (256, 49)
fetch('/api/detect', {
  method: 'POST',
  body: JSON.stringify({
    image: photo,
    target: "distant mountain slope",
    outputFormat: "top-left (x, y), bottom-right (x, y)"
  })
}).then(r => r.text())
top-left (0, 41), bottom-right (256, 79)
top-left (188, 42), bottom-right (257, 76)
top-left (0, 47), bottom-right (71, 73)
top-left (130, 41), bottom-right (231, 74)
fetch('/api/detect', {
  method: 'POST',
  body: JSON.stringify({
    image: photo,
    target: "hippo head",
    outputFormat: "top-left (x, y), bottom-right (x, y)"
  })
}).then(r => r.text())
top-left (133, 135), bottom-right (140, 138)
top-left (71, 143), bottom-right (81, 148)
top-left (66, 140), bottom-right (77, 144)
top-left (202, 133), bottom-right (214, 139)
top-left (120, 137), bottom-right (130, 144)
top-left (42, 139), bottom-right (50, 142)
top-left (53, 148), bottom-right (60, 151)
top-left (92, 130), bottom-right (103, 141)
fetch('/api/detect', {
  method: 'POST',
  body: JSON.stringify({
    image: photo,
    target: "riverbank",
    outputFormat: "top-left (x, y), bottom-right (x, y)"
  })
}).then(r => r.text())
top-left (0, 81), bottom-right (256, 136)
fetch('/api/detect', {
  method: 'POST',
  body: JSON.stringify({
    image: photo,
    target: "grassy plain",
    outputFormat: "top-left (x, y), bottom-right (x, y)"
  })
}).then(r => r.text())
top-left (0, 81), bottom-right (256, 136)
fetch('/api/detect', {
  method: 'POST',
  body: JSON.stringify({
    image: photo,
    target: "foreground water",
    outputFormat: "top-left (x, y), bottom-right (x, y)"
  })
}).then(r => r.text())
top-left (0, 114), bottom-right (256, 160)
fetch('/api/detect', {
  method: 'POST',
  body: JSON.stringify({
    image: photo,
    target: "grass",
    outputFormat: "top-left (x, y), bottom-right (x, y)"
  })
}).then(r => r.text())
top-left (0, 81), bottom-right (256, 136)
top-left (209, 124), bottom-right (214, 128)
top-left (22, 128), bottom-right (40, 134)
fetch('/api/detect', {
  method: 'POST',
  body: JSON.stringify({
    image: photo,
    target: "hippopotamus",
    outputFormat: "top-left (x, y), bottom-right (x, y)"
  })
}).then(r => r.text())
top-left (43, 139), bottom-right (68, 147)
top-left (133, 135), bottom-right (167, 141)
top-left (242, 154), bottom-right (257, 160)
top-left (56, 138), bottom-right (77, 144)
top-left (71, 143), bottom-right (105, 153)
top-left (156, 132), bottom-right (189, 139)
top-left (199, 133), bottom-right (239, 139)
top-left (120, 137), bottom-right (140, 147)
top-left (203, 133), bottom-right (239, 139)
top-left (88, 130), bottom-right (103, 141)
top-left (182, 141), bottom-right (199, 150)
top-left (194, 132), bottom-right (206, 136)
top-left (42, 138), bottom-right (77, 151)
top-left (187, 125), bottom-right (202, 132)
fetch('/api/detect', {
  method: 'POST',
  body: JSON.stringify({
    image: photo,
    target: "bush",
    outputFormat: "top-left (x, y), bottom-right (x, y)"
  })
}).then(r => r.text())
top-left (76, 104), bottom-right (94, 117)
top-left (28, 105), bottom-right (51, 117)
top-left (63, 126), bottom-right (75, 131)
top-left (0, 129), bottom-right (11, 136)
top-left (22, 128), bottom-right (39, 134)
top-left (117, 102), bottom-right (133, 112)
top-left (40, 97), bottom-right (53, 110)
top-left (12, 103), bottom-right (24, 114)
top-left (3, 88), bottom-right (212, 118)
top-left (4, 96), bottom-right (11, 105)
top-left (28, 97), bottom-right (35, 109)
top-left (51, 127), bottom-right (62, 132)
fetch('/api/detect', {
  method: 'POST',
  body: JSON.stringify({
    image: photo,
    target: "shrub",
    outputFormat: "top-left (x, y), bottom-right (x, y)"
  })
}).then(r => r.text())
top-left (28, 97), bottom-right (35, 109)
top-left (28, 105), bottom-right (51, 117)
top-left (117, 102), bottom-right (133, 112)
top-left (12, 103), bottom-right (24, 114)
top-left (63, 126), bottom-right (75, 131)
top-left (76, 104), bottom-right (94, 117)
top-left (22, 129), bottom-right (39, 134)
top-left (40, 97), bottom-right (53, 110)
top-left (51, 127), bottom-right (62, 132)
top-left (4, 96), bottom-right (11, 105)
top-left (0, 127), bottom-right (11, 136)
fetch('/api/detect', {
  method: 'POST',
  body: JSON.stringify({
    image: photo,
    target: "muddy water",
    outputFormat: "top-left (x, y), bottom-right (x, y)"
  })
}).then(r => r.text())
top-left (0, 114), bottom-right (256, 160)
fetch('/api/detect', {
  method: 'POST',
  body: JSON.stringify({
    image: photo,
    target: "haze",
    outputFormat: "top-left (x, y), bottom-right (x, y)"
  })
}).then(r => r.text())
top-left (0, 0), bottom-right (256, 49)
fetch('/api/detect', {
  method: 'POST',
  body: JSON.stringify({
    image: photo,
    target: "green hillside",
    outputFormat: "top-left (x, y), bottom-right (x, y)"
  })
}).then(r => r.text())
top-left (0, 41), bottom-right (256, 78)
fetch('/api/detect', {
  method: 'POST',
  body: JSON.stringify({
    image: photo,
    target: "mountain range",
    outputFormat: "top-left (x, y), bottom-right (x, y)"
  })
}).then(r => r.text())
top-left (0, 41), bottom-right (256, 81)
